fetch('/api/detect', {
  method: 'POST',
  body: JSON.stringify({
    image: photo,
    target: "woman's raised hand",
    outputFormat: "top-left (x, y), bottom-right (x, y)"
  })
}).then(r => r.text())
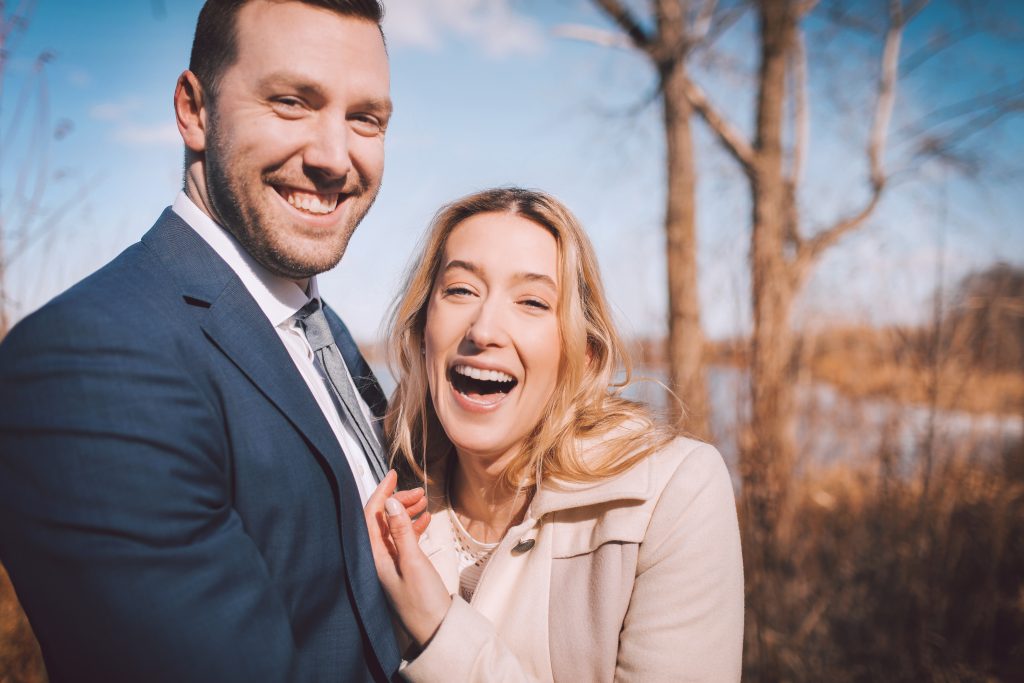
top-left (365, 470), bottom-right (453, 648)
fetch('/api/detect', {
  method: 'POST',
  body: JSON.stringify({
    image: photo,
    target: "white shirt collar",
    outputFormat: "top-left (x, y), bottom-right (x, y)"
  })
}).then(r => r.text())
top-left (171, 191), bottom-right (318, 327)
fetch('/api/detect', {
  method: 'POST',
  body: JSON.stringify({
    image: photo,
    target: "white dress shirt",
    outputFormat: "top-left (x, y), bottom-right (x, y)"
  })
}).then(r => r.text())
top-left (172, 191), bottom-right (380, 503)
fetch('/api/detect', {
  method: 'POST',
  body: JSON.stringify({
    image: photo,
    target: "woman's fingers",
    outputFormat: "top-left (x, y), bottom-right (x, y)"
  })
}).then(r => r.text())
top-left (381, 497), bottom-right (452, 646)
top-left (392, 485), bottom-right (429, 539)
top-left (402, 494), bottom-right (428, 519)
top-left (364, 470), bottom-right (400, 567)
top-left (366, 470), bottom-right (398, 510)
top-left (411, 510), bottom-right (431, 536)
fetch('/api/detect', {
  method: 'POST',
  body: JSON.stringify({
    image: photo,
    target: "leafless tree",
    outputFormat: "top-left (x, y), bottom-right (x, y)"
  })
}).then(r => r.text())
top-left (571, 0), bottom-right (1023, 675)
top-left (0, 0), bottom-right (93, 339)
top-left (564, 0), bottom-right (749, 439)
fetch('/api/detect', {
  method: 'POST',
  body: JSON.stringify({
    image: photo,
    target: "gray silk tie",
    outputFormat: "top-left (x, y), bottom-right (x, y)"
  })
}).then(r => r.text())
top-left (295, 299), bottom-right (387, 483)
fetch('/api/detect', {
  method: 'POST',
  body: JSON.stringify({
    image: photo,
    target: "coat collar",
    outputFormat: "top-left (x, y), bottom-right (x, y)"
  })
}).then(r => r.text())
top-left (531, 450), bottom-right (652, 518)
top-left (426, 421), bottom-right (657, 521)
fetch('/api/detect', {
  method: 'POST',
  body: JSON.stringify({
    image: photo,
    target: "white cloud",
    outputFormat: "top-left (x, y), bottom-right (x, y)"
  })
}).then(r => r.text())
top-left (383, 0), bottom-right (544, 58)
top-left (90, 98), bottom-right (143, 122)
top-left (68, 68), bottom-right (92, 88)
top-left (113, 123), bottom-right (181, 146)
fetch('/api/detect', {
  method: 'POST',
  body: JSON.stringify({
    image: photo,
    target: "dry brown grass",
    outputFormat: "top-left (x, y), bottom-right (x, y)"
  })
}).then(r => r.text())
top-left (0, 564), bottom-right (45, 683)
top-left (706, 324), bottom-right (1024, 416)
top-left (743, 439), bottom-right (1024, 681)
top-left (803, 325), bottom-right (1024, 416)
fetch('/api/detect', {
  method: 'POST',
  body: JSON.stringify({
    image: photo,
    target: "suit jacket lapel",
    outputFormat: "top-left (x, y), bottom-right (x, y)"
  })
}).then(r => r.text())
top-left (200, 279), bottom-right (350, 477)
top-left (142, 210), bottom-right (349, 483)
top-left (142, 210), bottom-right (400, 678)
top-left (204, 281), bottom-right (401, 675)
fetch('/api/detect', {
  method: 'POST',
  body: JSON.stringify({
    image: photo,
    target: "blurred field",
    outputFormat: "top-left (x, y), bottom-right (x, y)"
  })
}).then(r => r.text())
top-left (802, 325), bottom-right (1023, 416)
top-left (743, 438), bottom-right (1024, 681)
top-left (0, 565), bottom-right (44, 683)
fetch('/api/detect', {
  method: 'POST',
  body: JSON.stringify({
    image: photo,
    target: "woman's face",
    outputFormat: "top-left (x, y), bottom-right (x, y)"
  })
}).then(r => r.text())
top-left (424, 211), bottom-right (561, 467)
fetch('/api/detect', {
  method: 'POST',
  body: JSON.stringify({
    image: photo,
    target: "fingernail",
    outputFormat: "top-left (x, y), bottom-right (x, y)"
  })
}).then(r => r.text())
top-left (385, 497), bottom-right (403, 517)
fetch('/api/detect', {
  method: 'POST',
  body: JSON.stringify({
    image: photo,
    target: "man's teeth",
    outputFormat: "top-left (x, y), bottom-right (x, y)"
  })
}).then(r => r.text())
top-left (280, 188), bottom-right (340, 215)
top-left (453, 365), bottom-right (515, 383)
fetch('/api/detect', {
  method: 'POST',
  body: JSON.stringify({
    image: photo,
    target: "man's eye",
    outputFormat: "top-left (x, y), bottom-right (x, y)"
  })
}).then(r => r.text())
top-left (271, 97), bottom-right (306, 116)
top-left (350, 115), bottom-right (384, 136)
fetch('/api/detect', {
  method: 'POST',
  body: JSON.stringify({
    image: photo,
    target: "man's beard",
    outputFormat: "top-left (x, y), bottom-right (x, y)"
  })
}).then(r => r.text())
top-left (203, 122), bottom-right (380, 280)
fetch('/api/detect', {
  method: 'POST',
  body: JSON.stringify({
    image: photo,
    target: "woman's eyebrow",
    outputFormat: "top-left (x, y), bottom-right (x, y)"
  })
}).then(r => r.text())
top-left (516, 272), bottom-right (557, 290)
top-left (442, 259), bottom-right (479, 275)
top-left (442, 260), bottom-right (556, 289)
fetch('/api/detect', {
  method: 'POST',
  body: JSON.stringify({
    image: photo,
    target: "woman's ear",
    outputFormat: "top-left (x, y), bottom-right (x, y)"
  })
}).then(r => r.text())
top-left (174, 70), bottom-right (209, 154)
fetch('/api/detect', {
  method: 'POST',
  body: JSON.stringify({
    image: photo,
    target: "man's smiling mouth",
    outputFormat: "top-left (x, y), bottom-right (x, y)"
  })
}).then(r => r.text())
top-left (449, 364), bottom-right (518, 404)
top-left (275, 186), bottom-right (340, 215)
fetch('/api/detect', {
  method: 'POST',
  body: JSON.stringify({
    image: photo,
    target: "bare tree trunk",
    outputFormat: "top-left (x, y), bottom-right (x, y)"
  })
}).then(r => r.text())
top-left (589, 0), bottom-right (713, 438)
top-left (662, 50), bottom-right (710, 438)
top-left (742, 1), bottom-right (797, 678)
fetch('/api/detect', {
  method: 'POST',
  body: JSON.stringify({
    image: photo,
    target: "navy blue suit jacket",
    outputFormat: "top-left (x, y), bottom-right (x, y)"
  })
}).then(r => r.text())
top-left (0, 210), bottom-right (400, 682)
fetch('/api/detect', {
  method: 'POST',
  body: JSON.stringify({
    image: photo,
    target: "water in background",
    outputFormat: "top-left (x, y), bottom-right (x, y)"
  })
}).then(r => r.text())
top-left (371, 363), bottom-right (1022, 475)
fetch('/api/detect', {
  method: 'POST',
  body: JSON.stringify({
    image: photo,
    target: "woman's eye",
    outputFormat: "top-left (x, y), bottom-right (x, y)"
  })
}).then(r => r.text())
top-left (443, 285), bottom-right (474, 297)
top-left (521, 298), bottom-right (551, 311)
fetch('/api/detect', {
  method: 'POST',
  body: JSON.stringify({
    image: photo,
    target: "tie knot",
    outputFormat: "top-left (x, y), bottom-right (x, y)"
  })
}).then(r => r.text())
top-left (295, 298), bottom-right (334, 352)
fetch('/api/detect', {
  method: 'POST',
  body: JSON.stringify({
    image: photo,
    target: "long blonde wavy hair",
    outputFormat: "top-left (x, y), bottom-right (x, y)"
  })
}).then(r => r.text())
top-left (384, 187), bottom-right (675, 490)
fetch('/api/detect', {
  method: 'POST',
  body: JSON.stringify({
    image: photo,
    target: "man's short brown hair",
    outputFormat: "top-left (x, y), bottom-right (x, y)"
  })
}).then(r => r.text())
top-left (188, 0), bottom-right (385, 98)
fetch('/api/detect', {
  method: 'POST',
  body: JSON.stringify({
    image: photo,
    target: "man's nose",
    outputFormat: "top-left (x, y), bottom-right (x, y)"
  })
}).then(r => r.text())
top-left (304, 115), bottom-right (352, 181)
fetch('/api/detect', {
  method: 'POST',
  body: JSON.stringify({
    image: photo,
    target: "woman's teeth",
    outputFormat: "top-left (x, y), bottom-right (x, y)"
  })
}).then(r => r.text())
top-left (279, 188), bottom-right (340, 215)
top-left (453, 365), bottom-right (515, 383)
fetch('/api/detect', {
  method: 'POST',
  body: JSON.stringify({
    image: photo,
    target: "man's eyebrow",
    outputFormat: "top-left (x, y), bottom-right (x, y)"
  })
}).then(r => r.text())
top-left (255, 73), bottom-right (393, 117)
top-left (360, 97), bottom-right (393, 120)
top-left (256, 71), bottom-right (323, 96)
top-left (442, 260), bottom-right (557, 290)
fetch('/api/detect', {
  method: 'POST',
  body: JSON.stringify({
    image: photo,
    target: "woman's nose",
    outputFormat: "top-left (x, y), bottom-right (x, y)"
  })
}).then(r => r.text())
top-left (464, 300), bottom-right (508, 349)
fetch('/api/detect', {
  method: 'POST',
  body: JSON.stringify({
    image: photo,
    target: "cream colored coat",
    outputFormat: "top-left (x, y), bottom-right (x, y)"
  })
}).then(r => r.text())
top-left (401, 437), bottom-right (744, 682)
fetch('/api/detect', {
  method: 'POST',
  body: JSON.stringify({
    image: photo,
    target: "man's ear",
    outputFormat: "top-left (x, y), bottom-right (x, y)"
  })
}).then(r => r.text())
top-left (174, 70), bottom-right (208, 153)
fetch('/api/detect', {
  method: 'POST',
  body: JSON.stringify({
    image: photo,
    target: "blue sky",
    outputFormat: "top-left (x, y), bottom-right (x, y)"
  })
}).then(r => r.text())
top-left (3, 0), bottom-right (1022, 343)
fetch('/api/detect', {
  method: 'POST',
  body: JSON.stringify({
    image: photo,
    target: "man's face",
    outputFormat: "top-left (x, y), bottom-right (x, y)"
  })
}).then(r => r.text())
top-left (202, 1), bottom-right (391, 280)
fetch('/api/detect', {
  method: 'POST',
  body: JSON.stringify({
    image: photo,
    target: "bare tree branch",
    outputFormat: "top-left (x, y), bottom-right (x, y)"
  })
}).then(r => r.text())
top-left (789, 26), bottom-right (809, 187)
top-left (699, 2), bottom-right (748, 49)
top-left (900, 24), bottom-right (977, 76)
top-left (868, 0), bottom-right (906, 190)
top-left (593, 0), bottom-right (654, 52)
top-left (653, 0), bottom-right (686, 63)
top-left (795, 0), bottom-right (920, 272)
top-left (551, 24), bottom-right (633, 50)
top-left (893, 78), bottom-right (1024, 144)
top-left (795, 0), bottom-right (820, 18)
top-left (690, 0), bottom-right (719, 43)
top-left (795, 188), bottom-right (883, 275)
top-left (683, 77), bottom-right (757, 175)
top-left (7, 170), bottom-right (104, 265)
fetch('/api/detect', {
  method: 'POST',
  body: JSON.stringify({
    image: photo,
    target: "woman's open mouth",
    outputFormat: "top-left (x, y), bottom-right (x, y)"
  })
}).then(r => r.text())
top-left (448, 364), bottom-right (518, 407)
